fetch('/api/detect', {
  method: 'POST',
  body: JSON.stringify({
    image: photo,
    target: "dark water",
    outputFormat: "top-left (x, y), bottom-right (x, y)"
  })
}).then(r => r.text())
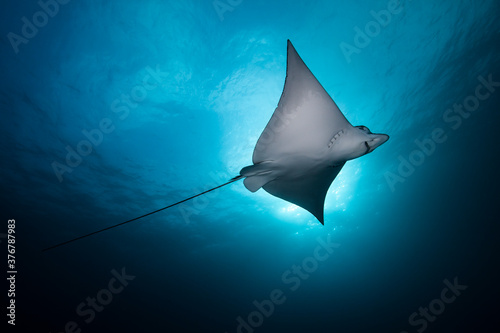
top-left (1, 0), bottom-right (499, 332)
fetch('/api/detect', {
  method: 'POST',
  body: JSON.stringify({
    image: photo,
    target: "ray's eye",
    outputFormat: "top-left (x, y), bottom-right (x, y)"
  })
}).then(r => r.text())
top-left (357, 125), bottom-right (369, 132)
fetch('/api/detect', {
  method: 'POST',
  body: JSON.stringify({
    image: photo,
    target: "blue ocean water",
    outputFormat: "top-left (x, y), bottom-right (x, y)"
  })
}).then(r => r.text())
top-left (1, 0), bottom-right (499, 332)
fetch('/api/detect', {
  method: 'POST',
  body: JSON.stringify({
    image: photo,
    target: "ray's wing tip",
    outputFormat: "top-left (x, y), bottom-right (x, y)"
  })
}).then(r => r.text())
top-left (287, 39), bottom-right (297, 54)
top-left (313, 211), bottom-right (325, 225)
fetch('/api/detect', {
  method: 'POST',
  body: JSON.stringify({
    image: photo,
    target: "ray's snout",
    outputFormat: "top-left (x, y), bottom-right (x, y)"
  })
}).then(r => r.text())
top-left (367, 134), bottom-right (389, 153)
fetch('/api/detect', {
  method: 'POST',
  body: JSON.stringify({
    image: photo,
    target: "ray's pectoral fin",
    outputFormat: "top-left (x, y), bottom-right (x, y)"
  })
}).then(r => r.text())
top-left (240, 162), bottom-right (278, 192)
top-left (263, 163), bottom-right (345, 224)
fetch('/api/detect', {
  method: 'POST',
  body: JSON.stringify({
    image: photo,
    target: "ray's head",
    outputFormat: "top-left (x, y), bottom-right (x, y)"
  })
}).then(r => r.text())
top-left (355, 125), bottom-right (389, 154)
top-left (333, 125), bottom-right (389, 162)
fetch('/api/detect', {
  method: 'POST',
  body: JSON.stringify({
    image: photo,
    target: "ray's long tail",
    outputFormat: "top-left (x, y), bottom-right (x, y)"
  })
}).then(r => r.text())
top-left (42, 175), bottom-right (244, 252)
